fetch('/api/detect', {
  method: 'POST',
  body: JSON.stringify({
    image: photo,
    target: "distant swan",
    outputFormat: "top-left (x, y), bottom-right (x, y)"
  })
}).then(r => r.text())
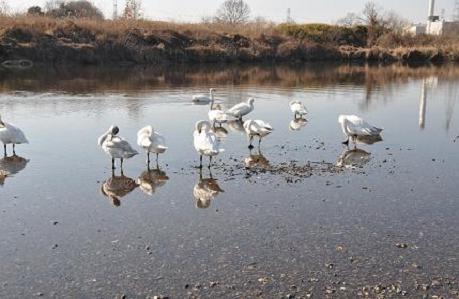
top-left (289, 100), bottom-right (308, 119)
top-left (193, 88), bottom-right (215, 104)
top-left (137, 125), bottom-right (167, 166)
top-left (243, 119), bottom-right (273, 149)
top-left (338, 115), bottom-right (383, 146)
top-left (98, 125), bottom-right (138, 171)
top-left (0, 114), bottom-right (28, 156)
top-left (193, 120), bottom-right (224, 168)
top-left (226, 98), bottom-right (255, 120)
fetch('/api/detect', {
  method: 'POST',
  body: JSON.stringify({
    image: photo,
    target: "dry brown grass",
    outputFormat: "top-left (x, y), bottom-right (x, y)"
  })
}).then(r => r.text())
top-left (0, 15), bottom-right (279, 39)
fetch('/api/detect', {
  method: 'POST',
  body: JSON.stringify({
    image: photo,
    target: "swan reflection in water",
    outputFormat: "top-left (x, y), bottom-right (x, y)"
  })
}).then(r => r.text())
top-left (193, 168), bottom-right (224, 209)
top-left (337, 148), bottom-right (371, 168)
top-left (289, 117), bottom-right (308, 131)
top-left (337, 135), bottom-right (381, 168)
top-left (211, 125), bottom-right (229, 139)
top-left (137, 166), bottom-right (169, 196)
top-left (244, 148), bottom-right (270, 169)
top-left (0, 154), bottom-right (29, 185)
top-left (227, 119), bottom-right (245, 134)
top-left (100, 171), bottom-right (138, 207)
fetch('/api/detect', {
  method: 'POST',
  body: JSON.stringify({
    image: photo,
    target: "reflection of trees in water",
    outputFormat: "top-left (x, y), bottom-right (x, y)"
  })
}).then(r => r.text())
top-left (1, 63), bottom-right (458, 128)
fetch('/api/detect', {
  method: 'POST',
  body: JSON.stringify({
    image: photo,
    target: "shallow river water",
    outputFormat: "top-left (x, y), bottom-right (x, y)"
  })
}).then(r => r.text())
top-left (0, 64), bottom-right (458, 298)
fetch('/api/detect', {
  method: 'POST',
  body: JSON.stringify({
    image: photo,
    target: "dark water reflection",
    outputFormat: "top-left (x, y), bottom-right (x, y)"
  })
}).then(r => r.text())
top-left (0, 63), bottom-right (458, 298)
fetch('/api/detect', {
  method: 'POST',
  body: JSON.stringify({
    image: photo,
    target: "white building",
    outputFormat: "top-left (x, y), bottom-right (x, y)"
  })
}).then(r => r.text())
top-left (407, 0), bottom-right (459, 36)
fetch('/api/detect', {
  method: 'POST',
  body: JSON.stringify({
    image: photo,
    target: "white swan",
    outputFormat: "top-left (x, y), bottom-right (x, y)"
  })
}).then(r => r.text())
top-left (338, 115), bottom-right (383, 146)
top-left (193, 88), bottom-right (215, 104)
top-left (137, 125), bottom-right (167, 165)
top-left (208, 103), bottom-right (228, 126)
top-left (98, 125), bottom-right (138, 171)
top-left (289, 100), bottom-right (308, 118)
top-left (226, 98), bottom-right (255, 120)
top-left (193, 120), bottom-right (224, 167)
top-left (0, 114), bottom-right (28, 156)
top-left (243, 119), bottom-right (273, 148)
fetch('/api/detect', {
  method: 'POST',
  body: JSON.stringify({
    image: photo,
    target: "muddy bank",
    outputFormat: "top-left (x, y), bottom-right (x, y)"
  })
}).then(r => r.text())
top-left (0, 22), bottom-right (457, 66)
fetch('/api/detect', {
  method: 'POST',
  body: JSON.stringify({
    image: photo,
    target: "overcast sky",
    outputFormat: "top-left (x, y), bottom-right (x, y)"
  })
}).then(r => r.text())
top-left (6, 0), bottom-right (457, 23)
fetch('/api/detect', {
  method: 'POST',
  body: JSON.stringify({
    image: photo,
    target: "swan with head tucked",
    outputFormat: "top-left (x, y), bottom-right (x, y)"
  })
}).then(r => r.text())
top-left (0, 114), bottom-right (28, 156)
top-left (193, 120), bottom-right (224, 168)
top-left (137, 125), bottom-right (167, 166)
top-left (338, 115), bottom-right (383, 146)
top-left (226, 98), bottom-right (255, 120)
top-left (243, 119), bottom-right (273, 149)
top-left (209, 103), bottom-right (228, 127)
top-left (98, 125), bottom-right (138, 171)
top-left (289, 100), bottom-right (308, 119)
top-left (193, 88), bottom-right (216, 104)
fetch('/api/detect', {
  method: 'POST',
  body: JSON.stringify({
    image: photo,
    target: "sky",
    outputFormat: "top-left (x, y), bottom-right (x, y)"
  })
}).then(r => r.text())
top-left (5, 0), bottom-right (457, 23)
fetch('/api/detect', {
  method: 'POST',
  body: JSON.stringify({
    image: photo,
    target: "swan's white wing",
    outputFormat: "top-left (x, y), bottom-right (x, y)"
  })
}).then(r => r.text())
top-left (0, 123), bottom-right (28, 144)
top-left (192, 94), bottom-right (211, 102)
top-left (107, 136), bottom-right (138, 157)
top-left (153, 132), bottom-right (168, 149)
top-left (253, 120), bottom-right (273, 133)
top-left (227, 102), bottom-right (249, 116)
top-left (346, 115), bottom-right (382, 136)
top-left (137, 134), bottom-right (152, 148)
top-left (194, 131), bottom-right (223, 154)
top-left (291, 102), bottom-right (307, 114)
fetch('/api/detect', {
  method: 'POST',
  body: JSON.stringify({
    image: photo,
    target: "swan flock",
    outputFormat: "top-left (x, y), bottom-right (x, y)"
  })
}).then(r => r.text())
top-left (1, 89), bottom-right (384, 174)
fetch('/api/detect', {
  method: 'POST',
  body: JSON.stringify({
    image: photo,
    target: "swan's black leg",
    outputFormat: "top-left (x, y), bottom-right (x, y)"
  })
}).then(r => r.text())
top-left (342, 137), bottom-right (349, 146)
top-left (208, 156), bottom-right (213, 169)
top-left (147, 152), bottom-right (150, 166)
top-left (111, 158), bottom-right (115, 170)
top-left (120, 158), bottom-right (124, 175)
top-left (248, 136), bottom-right (254, 150)
top-left (3, 144), bottom-right (6, 157)
top-left (12, 144), bottom-right (16, 155)
top-left (199, 155), bottom-right (203, 168)
top-left (156, 153), bottom-right (159, 169)
top-left (258, 137), bottom-right (262, 148)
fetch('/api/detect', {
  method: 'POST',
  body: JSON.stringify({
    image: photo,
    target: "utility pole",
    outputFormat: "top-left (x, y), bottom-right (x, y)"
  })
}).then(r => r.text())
top-left (286, 8), bottom-right (292, 23)
top-left (113, 0), bottom-right (118, 20)
top-left (454, 0), bottom-right (459, 21)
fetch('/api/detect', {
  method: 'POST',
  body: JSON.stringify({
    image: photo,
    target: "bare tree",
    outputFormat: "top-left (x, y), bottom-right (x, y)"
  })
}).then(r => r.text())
top-left (337, 12), bottom-right (363, 27)
top-left (215, 0), bottom-right (250, 25)
top-left (123, 0), bottom-right (142, 19)
top-left (0, 0), bottom-right (9, 15)
top-left (47, 1), bottom-right (104, 19)
top-left (45, 0), bottom-right (64, 12)
top-left (383, 10), bottom-right (409, 33)
top-left (362, 2), bottom-right (384, 46)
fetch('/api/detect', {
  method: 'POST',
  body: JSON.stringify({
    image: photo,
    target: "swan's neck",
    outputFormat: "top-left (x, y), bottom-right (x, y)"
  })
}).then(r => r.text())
top-left (209, 91), bottom-right (215, 109)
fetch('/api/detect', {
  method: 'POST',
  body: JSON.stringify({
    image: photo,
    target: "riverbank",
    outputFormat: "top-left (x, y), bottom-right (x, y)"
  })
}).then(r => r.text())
top-left (1, 16), bottom-right (458, 65)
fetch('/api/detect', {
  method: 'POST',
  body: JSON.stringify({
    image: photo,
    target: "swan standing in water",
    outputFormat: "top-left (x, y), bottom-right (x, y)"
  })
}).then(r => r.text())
top-left (98, 125), bottom-right (138, 172)
top-left (289, 100), bottom-right (308, 119)
top-left (0, 114), bottom-right (28, 156)
top-left (338, 115), bottom-right (383, 146)
top-left (209, 103), bottom-right (228, 127)
top-left (193, 88), bottom-right (216, 104)
top-left (226, 98), bottom-right (255, 120)
top-left (243, 119), bottom-right (273, 149)
top-left (137, 125), bottom-right (168, 166)
top-left (193, 120), bottom-right (224, 168)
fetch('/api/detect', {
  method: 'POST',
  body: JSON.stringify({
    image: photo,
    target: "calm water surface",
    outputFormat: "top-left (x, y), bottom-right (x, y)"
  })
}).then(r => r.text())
top-left (0, 64), bottom-right (458, 298)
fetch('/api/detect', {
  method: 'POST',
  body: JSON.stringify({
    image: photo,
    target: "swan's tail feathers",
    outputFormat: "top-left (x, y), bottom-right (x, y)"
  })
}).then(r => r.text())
top-left (369, 126), bottom-right (383, 135)
top-left (125, 150), bottom-right (139, 158)
top-left (156, 145), bottom-right (168, 153)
